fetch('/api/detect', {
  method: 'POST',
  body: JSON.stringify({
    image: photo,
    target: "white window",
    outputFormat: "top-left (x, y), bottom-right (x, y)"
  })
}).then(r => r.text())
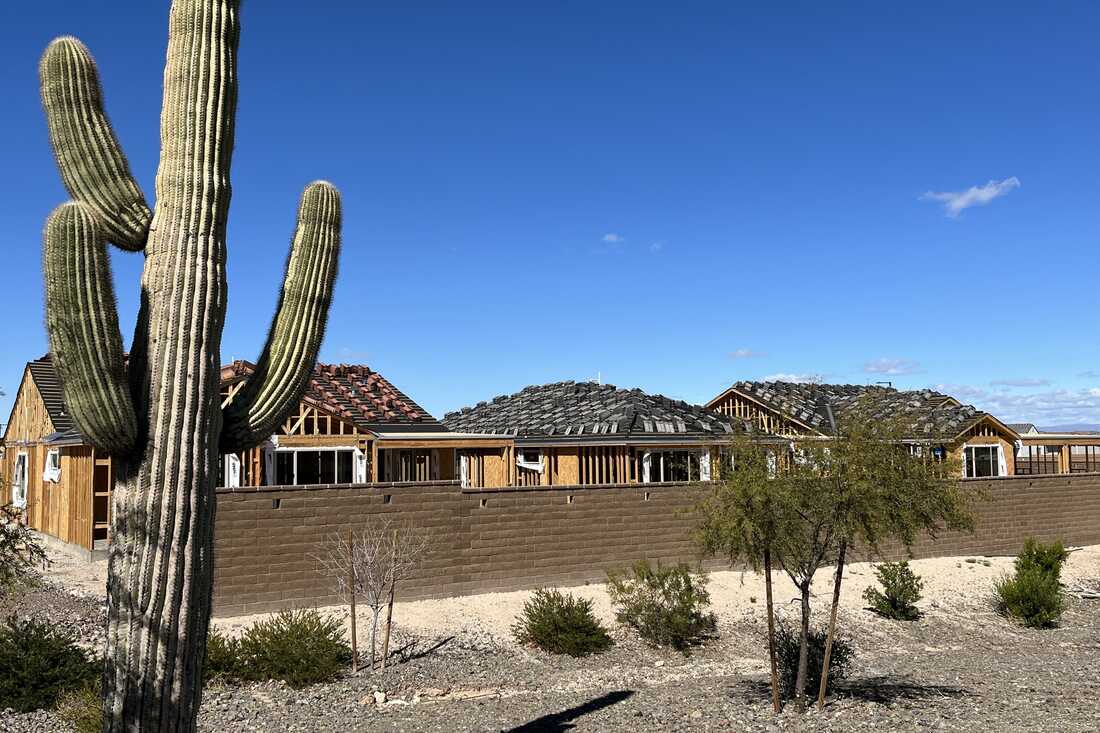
top-left (699, 449), bottom-right (712, 481)
top-left (273, 448), bottom-right (357, 486)
top-left (964, 445), bottom-right (1005, 478)
top-left (642, 450), bottom-right (703, 483)
top-left (516, 449), bottom-right (543, 473)
top-left (43, 449), bottom-right (62, 483)
top-left (11, 453), bottom-right (28, 508)
top-left (223, 454), bottom-right (241, 488)
top-left (353, 448), bottom-right (368, 483)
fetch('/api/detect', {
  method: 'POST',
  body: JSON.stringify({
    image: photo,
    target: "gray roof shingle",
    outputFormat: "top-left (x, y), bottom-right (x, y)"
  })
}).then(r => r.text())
top-left (27, 355), bottom-right (77, 436)
top-left (443, 381), bottom-right (739, 439)
top-left (729, 381), bottom-right (1006, 439)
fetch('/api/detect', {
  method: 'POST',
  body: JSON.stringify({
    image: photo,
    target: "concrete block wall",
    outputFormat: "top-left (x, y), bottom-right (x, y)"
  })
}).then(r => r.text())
top-left (211, 473), bottom-right (1100, 616)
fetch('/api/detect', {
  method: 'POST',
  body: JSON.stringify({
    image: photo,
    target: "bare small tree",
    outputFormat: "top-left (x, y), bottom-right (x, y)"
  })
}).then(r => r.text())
top-left (317, 517), bottom-right (429, 672)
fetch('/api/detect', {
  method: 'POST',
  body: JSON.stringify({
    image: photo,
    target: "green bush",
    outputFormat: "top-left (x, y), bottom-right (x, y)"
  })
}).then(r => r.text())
top-left (204, 627), bottom-right (244, 682)
top-left (511, 588), bottom-right (612, 657)
top-left (0, 615), bottom-right (99, 712)
top-left (54, 680), bottom-right (102, 733)
top-left (863, 561), bottom-right (923, 620)
top-left (606, 560), bottom-right (717, 652)
top-left (995, 565), bottom-right (1065, 629)
top-left (995, 538), bottom-right (1069, 629)
top-left (1015, 537), bottom-right (1070, 577)
top-left (775, 622), bottom-right (854, 699)
top-left (234, 609), bottom-right (351, 688)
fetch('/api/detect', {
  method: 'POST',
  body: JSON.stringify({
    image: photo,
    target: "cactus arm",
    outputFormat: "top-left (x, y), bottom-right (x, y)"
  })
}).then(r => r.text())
top-left (42, 203), bottom-right (137, 455)
top-left (40, 37), bottom-right (152, 252)
top-left (220, 181), bottom-right (342, 453)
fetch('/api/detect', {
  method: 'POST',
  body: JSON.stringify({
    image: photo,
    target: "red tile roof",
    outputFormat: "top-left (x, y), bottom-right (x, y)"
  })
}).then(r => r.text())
top-left (220, 361), bottom-right (444, 432)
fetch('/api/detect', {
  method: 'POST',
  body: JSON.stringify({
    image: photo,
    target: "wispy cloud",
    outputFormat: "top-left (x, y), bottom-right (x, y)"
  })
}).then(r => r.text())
top-left (602, 233), bottom-right (624, 244)
top-left (649, 241), bottom-right (664, 253)
top-left (934, 382), bottom-right (1100, 424)
top-left (990, 378), bottom-right (1051, 388)
top-left (1079, 370), bottom-right (1100, 379)
top-left (863, 358), bottom-right (922, 376)
top-left (331, 346), bottom-right (371, 363)
top-left (763, 373), bottom-right (823, 384)
top-left (729, 348), bottom-right (766, 360)
top-left (921, 176), bottom-right (1020, 218)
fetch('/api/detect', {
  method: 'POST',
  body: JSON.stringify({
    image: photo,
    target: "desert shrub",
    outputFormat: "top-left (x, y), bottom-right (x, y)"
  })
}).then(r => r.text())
top-left (995, 564), bottom-right (1065, 629)
top-left (512, 588), bottom-right (612, 657)
top-left (863, 561), bottom-right (923, 620)
top-left (606, 561), bottom-right (717, 651)
top-left (204, 627), bottom-right (244, 682)
top-left (995, 538), bottom-right (1069, 629)
top-left (0, 616), bottom-right (99, 712)
top-left (1015, 537), bottom-right (1070, 577)
top-left (235, 609), bottom-right (351, 687)
top-left (54, 680), bottom-right (102, 733)
top-left (775, 622), bottom-right (854, 698)
top-left (0, 504), bottom-right (49, 598)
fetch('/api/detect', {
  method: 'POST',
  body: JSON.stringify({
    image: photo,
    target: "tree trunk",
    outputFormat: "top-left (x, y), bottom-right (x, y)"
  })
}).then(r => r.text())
top-left (348, 530), bottom-right (358, 672)
top-left (817, 540), bottom-right (847, 709)
top-left (380, 579), bottom-right (396, 671)
top-left (764, 547), bottom-right (780, 714)
top-left (370, 610), bottom-right (380, 671)
top-left (793, 582), bottom-right (812, 710)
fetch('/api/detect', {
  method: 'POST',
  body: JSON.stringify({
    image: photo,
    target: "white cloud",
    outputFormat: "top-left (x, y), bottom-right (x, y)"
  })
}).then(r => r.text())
top-left (934, 383), bottom-right (1100, 424)
top-left (863, 358), bottom-right (922, 376)
top-left (990, 378), bottom-right (1051, 388)
top-left (763, 373), bottom-right (823, 384)
top-left (602, 233), bottom-right (624, 243)
top-left (729, 348), bottom-right (765, 360)
top-left (332, 346), bottom-right (371, 363)
top-left (920, 176), bottom-right (1020, 218)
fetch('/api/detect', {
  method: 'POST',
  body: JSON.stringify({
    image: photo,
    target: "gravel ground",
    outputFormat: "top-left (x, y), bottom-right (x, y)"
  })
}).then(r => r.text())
top-left (3, 548), bottom-right (1099, 732)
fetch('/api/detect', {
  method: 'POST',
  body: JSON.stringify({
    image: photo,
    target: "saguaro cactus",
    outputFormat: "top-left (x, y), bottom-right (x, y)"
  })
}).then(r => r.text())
top-left (39, 2), bottom-right (341, 730)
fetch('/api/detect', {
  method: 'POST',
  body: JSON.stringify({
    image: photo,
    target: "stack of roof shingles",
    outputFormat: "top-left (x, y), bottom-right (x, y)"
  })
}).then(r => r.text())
top-left (220, 361), bottom-right (444, 432)
top-left (444, 381), bottom-right (737, 438)
top-left (733, 381), bottom-right (989, 438)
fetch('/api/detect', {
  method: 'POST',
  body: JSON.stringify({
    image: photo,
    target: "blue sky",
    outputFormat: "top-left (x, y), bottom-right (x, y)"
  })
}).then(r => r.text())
top-left (2, 1), bottom-right (1099, 428)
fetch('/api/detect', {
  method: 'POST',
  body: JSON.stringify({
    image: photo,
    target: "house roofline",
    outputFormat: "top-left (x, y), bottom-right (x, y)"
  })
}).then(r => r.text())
top-left (705, 384), bottom-right (825, 436)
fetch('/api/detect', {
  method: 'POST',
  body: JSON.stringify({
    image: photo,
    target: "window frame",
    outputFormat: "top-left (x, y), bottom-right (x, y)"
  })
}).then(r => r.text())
top-left (965, 444), bottom-right (1001, 478)
top-left (271, 446), bottom-right (359, 486)
top-left (43, 448), bottom-right (62, 483)
top-left (11, 452), bottom-right (29, 508)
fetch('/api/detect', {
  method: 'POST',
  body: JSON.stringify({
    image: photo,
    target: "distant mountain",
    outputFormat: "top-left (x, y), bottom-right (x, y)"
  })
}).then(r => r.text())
top-left (1040, 423), bottom-right (1100, 433)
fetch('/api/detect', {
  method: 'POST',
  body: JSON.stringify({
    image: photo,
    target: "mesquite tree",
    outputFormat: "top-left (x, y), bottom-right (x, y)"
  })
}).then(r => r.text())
top-left (38, 1), bottom-right (341, 729)
top-left (812, 407), bottom-right (972, 709)
top-left (696, 433), bottom-right (795, 714)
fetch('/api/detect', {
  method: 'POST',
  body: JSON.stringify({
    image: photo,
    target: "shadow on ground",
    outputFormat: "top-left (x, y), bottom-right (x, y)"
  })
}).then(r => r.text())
top-left (734, 676), bottom-right (972, 706)
top-left (503, 690), bottom-right (636, 732)
top-left (390, 635), bottom-right (454, 664)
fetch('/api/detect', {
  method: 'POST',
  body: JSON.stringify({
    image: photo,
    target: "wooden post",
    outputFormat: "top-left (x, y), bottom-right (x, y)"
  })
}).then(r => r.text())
top-left (380, 530), bottom-right (398, 671)
top-left (348, 530), bottom-right (358, 673)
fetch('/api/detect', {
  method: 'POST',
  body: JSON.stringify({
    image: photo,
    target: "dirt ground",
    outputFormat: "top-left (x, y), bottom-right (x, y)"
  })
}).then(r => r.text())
top-left (5, 544), bottom-right (1100, 732)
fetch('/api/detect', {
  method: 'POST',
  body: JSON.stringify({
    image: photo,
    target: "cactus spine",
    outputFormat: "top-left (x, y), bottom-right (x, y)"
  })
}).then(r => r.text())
top-left (38, 2), bottom-right (341, 730)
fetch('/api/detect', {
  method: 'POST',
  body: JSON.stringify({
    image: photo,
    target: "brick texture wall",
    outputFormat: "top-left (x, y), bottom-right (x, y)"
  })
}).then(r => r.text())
top-left (212, 473), bottom-right (1100, 616)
